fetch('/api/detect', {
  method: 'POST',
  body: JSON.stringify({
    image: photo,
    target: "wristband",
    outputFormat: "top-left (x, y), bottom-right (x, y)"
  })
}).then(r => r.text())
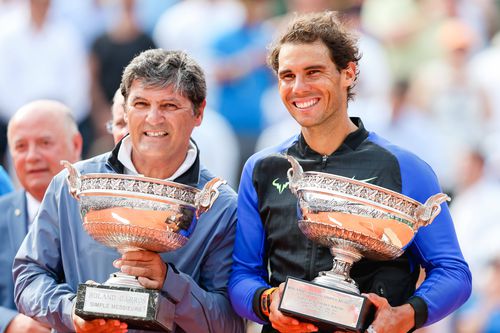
top-left (260, 287), bottom-right (278, 318)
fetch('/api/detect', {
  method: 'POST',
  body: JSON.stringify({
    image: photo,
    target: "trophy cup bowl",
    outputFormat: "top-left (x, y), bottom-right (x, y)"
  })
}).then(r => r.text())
top-left (278, 156), bottom-right (450, 332)
top-left (61, 161), bottom-right (225, 332)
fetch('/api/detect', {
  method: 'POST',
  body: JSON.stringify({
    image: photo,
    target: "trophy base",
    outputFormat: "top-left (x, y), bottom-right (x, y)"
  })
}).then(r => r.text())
top-left (278, 277), bottom-right (374, 332)
top-left (75, 283), bottom-right (175, 332)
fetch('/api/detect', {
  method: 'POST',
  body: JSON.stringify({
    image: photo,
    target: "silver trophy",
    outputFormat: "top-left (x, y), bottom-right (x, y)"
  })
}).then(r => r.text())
top-left (278, 156), bottom-right (450, 332)
top-left (62, 161), bottom-right (225, 332)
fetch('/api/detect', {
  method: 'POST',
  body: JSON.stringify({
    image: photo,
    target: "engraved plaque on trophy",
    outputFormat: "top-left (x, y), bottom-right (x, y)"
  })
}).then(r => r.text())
top-left (62, 161), bottom-right (225, 332)
top-left (278, 156), bottom-right (450, 332)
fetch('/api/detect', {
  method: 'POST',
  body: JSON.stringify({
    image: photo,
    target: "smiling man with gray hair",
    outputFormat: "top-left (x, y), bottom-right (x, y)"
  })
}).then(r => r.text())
top-left (13, 49), bottom-right (244, 333)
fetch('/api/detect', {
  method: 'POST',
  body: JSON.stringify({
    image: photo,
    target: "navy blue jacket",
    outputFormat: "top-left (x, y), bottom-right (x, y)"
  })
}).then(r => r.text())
top-left (229, 118), bottom-right (471, 331)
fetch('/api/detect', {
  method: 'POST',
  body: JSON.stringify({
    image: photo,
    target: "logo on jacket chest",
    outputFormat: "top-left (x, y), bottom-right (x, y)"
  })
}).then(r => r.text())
top-left (272, 178), bottom-right (289, 194)
top-left (352, 176), bottom-right (378, 183)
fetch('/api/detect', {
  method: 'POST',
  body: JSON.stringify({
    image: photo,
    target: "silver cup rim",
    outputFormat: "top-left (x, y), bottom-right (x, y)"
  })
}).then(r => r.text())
top-left (295, 170), bottom-right (423, 207)
top-left (79, 172), bottom-right (200, 194)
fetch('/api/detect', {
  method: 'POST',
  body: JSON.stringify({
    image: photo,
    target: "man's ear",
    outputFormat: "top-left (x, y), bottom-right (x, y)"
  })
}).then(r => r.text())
top-left (343, 61), bottom-right (357, 87)
top-left (123, 105), bottom-right (129, 123)
top-left (194, 100), bottom-right (206, 127)
top-left (72, 132), bottom-right (83, 162)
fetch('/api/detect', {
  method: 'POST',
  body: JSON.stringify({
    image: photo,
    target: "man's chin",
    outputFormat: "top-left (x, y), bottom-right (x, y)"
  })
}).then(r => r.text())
top-left (25, 179), bottom-right (52, 193)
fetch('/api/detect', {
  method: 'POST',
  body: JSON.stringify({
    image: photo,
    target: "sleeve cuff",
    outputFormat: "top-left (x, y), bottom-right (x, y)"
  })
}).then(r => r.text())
top-left (0, 307), bottom-right (19, 333)
top-left (406, 296), bottom-right (428, 331)
top-left (62, 293), bottom-right (78, 331)
top-left (161, 263), bottom-right (188, 304)
top-left (252, 287), bottom-right (268, 322)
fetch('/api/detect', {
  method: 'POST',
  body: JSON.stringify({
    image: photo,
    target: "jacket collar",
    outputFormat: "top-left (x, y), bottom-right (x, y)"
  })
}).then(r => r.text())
top-left (296, 117), bottom-right (368, 157)
top-left (7, 190), bottom-right (29, 249)
top-left (106, 136), bottom-right (201, 187)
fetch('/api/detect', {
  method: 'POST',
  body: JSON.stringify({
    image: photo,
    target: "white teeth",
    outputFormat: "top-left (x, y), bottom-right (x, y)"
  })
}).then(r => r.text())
top-left (145, 131), bottom-right (167, 137)
top-left (295, 99), bottom-right (318, 109)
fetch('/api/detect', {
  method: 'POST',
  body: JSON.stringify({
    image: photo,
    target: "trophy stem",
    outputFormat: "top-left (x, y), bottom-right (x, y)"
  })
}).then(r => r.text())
top-left (103, 248), bottom-right (146, 289)
top-left (312, 242), bottom-right (362, 294)
top-left (104, 271), bottom-right (144, 289)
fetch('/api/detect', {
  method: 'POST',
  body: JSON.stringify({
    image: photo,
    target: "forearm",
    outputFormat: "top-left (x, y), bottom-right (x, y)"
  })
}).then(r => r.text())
top-left (411, 219), bottom-right (472, 326)
top-left (13, 259), bottom-right (76, 331)
top-left (415, 262), bottom-right (471, 324)
top-left (229, 267), bottom-right (269, 324)
top-left (401, 160), bottom-right (472, 326)
top-left (162, 264), bottom-right (245, 333)
top-left (0, 307), bottom-right (18, 333)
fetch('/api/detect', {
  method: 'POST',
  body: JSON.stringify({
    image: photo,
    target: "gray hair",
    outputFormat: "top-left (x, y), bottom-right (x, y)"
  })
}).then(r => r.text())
top-left (120, 49), bottom-right (207, 115)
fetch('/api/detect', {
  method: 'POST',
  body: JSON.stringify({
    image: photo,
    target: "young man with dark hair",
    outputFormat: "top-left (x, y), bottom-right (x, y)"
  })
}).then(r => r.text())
top-left (229, 12), bottom-right (471, 333)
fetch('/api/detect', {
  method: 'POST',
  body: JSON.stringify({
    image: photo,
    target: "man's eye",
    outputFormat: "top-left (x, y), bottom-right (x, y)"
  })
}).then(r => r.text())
top-left (115, 121), bottom-right (127, 128)
top-left (15, 144), bottom-right (26, 151)
top-left (162, 104), bottom-right (179, 110)
top-left (134, 102), bottom-right (148, 108)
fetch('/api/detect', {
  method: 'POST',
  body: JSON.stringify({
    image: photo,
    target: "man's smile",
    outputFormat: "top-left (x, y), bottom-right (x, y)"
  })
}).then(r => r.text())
top-left (293, 98), bottom-right (319, 109)
top-left (144, 131), bottom-right (168, 137)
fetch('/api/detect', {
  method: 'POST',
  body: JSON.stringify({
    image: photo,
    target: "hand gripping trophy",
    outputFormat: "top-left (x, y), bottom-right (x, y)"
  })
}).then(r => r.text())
top-left (278, 156), bottom-right (450, 332)
top-left (62, 161), bottom-right (226, 332)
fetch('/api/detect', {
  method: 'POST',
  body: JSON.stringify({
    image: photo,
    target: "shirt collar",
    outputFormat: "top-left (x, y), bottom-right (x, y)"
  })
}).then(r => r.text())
top-left (25, 191), bottom-right (41, 226)
top-left (117, 136), bottom-right (198, 181)
top-left (296, 117), bottom-right (369, 157)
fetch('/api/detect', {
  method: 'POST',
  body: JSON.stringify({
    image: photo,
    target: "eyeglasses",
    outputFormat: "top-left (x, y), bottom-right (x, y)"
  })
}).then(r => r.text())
top-left (105, 120), bottom-right (113, 134)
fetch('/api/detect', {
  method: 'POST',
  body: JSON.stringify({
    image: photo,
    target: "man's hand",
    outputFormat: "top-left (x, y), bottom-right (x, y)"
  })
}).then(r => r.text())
top-left (6, 313), bottom-right (51, 333)
top-left (73, 312), bottom-right (128, 333)
top-left (362, 293), bottom-right (415, 333)
top-left (113, 250), bottom-right (167, 289)
top-left (268, 283), bottom-right (319, 333)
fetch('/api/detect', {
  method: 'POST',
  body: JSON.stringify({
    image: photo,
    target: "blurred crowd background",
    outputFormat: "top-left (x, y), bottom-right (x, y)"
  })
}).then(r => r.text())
top-left (0, 0), bottom-right (499, 332)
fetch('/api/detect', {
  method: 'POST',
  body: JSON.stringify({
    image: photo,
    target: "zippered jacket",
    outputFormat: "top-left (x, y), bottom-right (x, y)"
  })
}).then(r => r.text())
top-left (229, 118), bottom-right (471, 332)
top-left (13, 140), bottom-right (245, 333)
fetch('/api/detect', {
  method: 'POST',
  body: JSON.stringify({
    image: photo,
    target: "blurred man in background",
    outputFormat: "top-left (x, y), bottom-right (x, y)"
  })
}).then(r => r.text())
top-left (106, 88), bottom-right (128, 144)
top-left (0, 100), bottom-right (82, 333)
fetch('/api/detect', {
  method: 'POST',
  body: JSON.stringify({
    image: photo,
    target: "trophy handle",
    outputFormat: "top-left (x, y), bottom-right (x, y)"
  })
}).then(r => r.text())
top-left (414, 193), bottom-right (451, 229)
top-left (61, 160), bottom-right (81, 199)
top-left (195, 177), bottom-right (226, 219)
top-left (286, 155), bottom-right (304, 195)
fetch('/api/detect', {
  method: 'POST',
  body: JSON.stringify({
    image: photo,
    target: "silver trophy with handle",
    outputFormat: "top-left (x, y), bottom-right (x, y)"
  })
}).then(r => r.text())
top-left (62, 161), bottom-right (225, 332)
top-left (278, 156), bottom-right (450, 332)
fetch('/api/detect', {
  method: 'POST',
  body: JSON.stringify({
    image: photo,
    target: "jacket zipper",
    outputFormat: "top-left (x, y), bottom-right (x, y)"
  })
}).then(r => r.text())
top-left (321, 155), bottom-right (328, 169)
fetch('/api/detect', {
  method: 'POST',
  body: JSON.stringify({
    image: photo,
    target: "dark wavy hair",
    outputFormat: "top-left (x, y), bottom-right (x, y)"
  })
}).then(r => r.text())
top-left (268, 11), bottom-right (361, 102)
top-left (120, 49), bottom-right (206, 115)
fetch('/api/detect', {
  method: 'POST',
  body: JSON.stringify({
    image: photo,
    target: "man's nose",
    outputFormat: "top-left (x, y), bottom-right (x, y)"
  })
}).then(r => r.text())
top-left (145, 106), bottom-right (165, 125)
top-left (26, 143), bottom-right (40, 161)
top-left (292, 75), bottom-right (310, 93)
